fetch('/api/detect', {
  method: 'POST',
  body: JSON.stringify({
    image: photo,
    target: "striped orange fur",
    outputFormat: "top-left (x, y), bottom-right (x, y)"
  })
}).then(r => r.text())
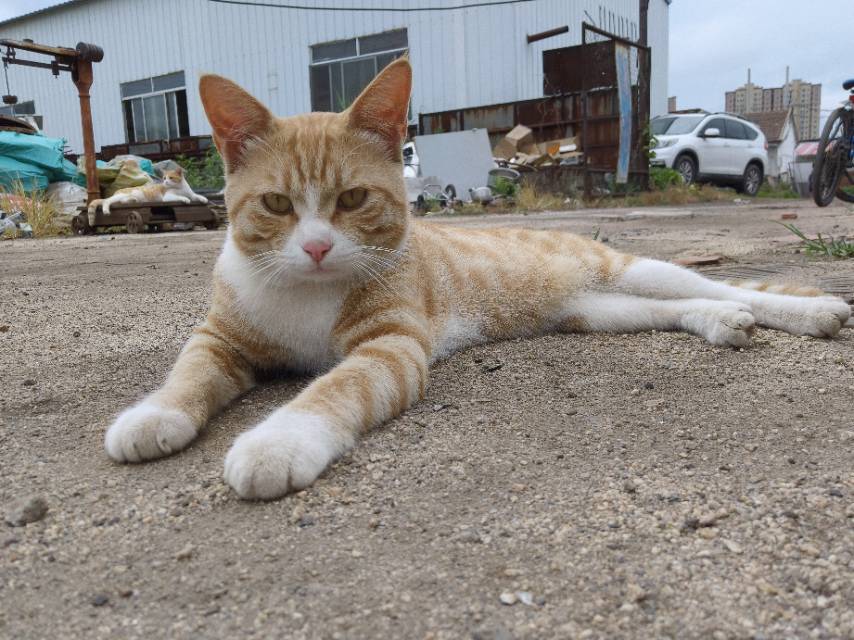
top-left (104, 58), bottom-right (851, 500)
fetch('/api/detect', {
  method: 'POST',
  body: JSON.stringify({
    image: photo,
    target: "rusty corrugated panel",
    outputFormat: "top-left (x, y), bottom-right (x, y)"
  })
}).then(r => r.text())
top-left (543, 41), bottom-right (616, 95)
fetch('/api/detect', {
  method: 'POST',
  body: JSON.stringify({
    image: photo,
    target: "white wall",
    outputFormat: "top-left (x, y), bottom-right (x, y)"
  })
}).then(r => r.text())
top-left (647, 0), bottom-right (670, 117)
top-left (774, 117), bottom-right (798, 181)
top-left (0, 0), bottom-right (668, 153)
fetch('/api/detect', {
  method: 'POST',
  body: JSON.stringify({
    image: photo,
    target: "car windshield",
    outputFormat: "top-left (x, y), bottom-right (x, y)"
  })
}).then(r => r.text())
top-left (651, 115), bottom-right (705, 135)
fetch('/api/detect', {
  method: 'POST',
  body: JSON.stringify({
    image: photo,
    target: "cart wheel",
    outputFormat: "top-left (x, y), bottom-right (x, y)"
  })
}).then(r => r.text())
top-left (71, 213), bottom-right (90, 235)
top-left (126, 210), bottom-right (144, 234)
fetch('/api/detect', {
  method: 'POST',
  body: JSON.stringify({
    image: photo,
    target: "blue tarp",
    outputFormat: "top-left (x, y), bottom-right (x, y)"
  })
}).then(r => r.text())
top-left (0, 156), bottom-right (50, 192)
top-left (0, 131), bottom-right (77, 191)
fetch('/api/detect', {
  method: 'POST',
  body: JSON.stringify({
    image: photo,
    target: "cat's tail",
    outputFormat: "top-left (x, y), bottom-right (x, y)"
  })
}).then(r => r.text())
top-left (723, 280), bottom-right (825, 297)
top-left (87, 198), bottom-right (104, 214)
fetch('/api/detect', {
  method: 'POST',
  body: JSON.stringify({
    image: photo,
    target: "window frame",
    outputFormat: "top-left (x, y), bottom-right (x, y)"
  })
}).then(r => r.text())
top-left (121, 72), bottom-right (188, 143)
top-left (309, 29), bottom-right (408, 114)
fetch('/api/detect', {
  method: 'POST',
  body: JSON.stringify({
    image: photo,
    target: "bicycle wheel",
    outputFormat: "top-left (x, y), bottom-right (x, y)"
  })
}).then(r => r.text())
top-left (813, 107), bottom-right (849, 207)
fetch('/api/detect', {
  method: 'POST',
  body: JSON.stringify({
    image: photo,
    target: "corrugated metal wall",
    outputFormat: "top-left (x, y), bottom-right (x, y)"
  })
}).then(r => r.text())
top-left (0, 0), bottom-right (667, 153)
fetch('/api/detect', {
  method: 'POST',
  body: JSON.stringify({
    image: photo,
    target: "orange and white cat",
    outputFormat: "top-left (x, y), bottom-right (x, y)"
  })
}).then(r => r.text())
top-left (88, 166), bottom-right (208, 215)
top-left (104, 59), bottom-right (851, 500)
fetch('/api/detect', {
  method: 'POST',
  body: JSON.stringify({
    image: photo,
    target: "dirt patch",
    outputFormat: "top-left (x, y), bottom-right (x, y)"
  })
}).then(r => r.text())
top-left (1, 199), bottom-right (853, 639)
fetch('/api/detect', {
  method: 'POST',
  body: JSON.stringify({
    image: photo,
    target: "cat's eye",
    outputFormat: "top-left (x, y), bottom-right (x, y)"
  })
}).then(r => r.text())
top-left (337, 188), bottom-right (367, 210)
top-left (261, 192), bottom-right (293, 215)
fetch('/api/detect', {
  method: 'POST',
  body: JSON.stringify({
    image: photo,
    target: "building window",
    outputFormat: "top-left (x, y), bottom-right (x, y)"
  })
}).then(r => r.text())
top-left (309, 29), bottom-right (408, 112)
top-left (121, 71), bottom-right (189, 143)
top-left (0, 100), bottom-right (35, 116)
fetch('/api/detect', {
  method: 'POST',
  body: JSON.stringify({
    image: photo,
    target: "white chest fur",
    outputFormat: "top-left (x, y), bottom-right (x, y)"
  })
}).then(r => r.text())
top-left (217, 236), bottom-right (348, 372)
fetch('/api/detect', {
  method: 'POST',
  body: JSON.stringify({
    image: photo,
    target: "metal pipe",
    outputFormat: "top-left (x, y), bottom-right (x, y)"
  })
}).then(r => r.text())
top-left (73, 60), bottom-right (100, 206)
top-left (526, 26), bottom-right (569, 44)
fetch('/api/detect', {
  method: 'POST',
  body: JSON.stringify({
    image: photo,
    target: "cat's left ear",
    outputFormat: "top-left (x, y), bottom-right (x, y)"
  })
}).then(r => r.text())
top-left (348, 56), bottom-right (411, 159)
top-left (199, 74), bottom-right (273, 172)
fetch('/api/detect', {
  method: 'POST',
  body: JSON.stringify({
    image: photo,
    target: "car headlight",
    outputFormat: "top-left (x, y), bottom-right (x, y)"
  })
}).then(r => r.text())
top-left (656, 139), bottom-right (677, 149)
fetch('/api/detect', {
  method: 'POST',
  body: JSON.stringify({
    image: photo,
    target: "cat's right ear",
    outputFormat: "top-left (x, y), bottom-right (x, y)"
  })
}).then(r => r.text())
top-left (199, 74), bottom-right (273, 172)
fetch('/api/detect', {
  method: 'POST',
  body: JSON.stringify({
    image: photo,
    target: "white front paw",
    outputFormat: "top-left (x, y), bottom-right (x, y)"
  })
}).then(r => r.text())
top-left (224, 409), bottom-right (352, 500)
top-left (197, 195), bottom-right (209, 204)
top-left (105, 403), bottom-right (197, 462)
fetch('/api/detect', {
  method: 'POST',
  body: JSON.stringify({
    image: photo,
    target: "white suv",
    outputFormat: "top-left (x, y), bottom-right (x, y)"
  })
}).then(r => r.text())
top-left (650, 112), bottom-right (768, 196)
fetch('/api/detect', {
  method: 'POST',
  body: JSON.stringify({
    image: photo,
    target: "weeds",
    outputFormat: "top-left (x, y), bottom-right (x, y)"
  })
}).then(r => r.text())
top-left (0, 180), bottom-right (59, 238)
top-left (516, 185), bottom-right (567, 211)
top-left (779, 222), bottom-right (854, 258)
top-left (492, 177), bottom-right (519, 198)
top-left (757, 181), bottom-right (799, 199)
top-left (175, 148), bottom-right (225, 190)
top-left (650, 166), bottom-right (683, 190)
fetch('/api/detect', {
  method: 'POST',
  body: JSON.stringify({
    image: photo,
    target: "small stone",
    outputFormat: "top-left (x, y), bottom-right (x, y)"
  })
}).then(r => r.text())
top-left (829, 488), bottom-right (843, 498)
top-left (91, 594), bottom-right (109, 607)
top-left (175, 544), bottom-right (195, 561)
top-left (72, 330), bottom-right (81, 338)
top-left (516, 591), bottom-right (534, 606)
top-left (119, 588), bottom-right (134, 598)
top-left (722, 539), bottom-right (743, 554)
top-left (644, 382), bottom-right (654, 390)
top-left (22, 379), bottom-right (35, 387)
top-left (817, 388), bottom-right (827, 395)
top-left (629, 388), bottom-right (640, 396)
top-left (0, 325), bottom-right (8, 332)
top-left (499, 592), bottom-right (517, 606)
top-left (622, 479), bottom-right (638, 494)
top-left (482, 362), bottom-right (503, 373)
top-left (698, 527), bottom-right (717, 539)
top-left (5, 496), bottom-right (48, 526)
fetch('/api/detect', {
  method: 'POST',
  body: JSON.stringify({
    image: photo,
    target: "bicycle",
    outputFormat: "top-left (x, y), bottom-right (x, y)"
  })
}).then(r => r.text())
top-left (813, 78), bottom-right (854, 207)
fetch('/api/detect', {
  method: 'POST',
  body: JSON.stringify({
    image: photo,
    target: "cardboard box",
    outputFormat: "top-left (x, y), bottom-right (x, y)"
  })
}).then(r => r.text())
top-left (493, 124), bottom-right (535, 159)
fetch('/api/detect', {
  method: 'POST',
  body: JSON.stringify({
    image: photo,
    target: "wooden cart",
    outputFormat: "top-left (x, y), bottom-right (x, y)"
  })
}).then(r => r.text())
top-left (72, 200), bottom-right (224, 234)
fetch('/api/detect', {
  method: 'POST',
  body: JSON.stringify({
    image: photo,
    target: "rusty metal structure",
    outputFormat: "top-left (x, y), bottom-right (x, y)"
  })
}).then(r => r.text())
top-left (1, 38), bottom-right (104, 205)
top-left (418, 22), bottom-right (651, 196)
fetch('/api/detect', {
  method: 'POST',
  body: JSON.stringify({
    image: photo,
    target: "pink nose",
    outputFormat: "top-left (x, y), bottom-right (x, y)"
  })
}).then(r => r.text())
top-left (302, 240), bottom-right (332, 264)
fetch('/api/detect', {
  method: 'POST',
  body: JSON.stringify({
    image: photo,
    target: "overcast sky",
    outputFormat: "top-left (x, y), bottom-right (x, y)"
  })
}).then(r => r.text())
top-left (1, 0), bottom-right (852, 119)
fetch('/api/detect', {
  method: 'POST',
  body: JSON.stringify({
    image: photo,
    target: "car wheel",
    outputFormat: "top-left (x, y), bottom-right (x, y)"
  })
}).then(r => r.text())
top-left (675, 155), bottom-right (697, 185)
top-left (742, 163), bottom-right (763, 197)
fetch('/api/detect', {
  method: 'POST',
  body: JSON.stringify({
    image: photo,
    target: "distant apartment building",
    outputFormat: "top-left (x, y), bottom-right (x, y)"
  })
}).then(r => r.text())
top-left (725, 70), bottom-right (820, 140)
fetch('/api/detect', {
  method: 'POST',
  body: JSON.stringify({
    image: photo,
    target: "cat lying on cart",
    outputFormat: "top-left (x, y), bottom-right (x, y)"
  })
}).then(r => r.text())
top-left (87, 166), bottom-right (208, 215)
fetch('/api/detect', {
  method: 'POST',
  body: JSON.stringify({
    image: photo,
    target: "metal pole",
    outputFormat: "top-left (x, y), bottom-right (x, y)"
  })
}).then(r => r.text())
top-left (73, 60), bottom-right (99, 206)
top-left (639, 0), bottom-right (649, 46)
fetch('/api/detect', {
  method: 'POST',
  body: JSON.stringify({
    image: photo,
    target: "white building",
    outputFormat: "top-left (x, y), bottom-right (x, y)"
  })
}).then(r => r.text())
top-left (0, 0), bottom-right (670, 154)
top-left (744, 109), bottom-right (798, 183)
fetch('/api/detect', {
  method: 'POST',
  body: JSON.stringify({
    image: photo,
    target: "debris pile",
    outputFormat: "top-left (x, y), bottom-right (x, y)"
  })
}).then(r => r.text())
top-left (492, 124), bottom-right (582, 168)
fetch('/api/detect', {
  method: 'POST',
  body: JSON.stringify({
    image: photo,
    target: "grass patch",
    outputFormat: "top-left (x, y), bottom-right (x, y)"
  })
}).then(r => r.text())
top-left (779, 222), bottom-right (854, 258)
top-left (757, 181), bottom-right (799, 199)
top-left (515, 185), bottom-right (567, 211)
top-left (586, 183), bottom-right (732, 208)
top-left (0, 181), bottom-right (59, 238)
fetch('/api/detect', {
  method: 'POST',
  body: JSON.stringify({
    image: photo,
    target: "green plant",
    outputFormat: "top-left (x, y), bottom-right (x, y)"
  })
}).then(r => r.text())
top-left (0, 180), bottom-right (59, 238)
top-left (175, 148), bottom-right (225, 190)
top-left (492, 177), bottom-right (519, 198)
top-left (650, 166), bottom-right (683, 190)
top-left (642, 122), bottom-right (657, 160)
top-left (757, 180), bottom-right (799, 199)
top-left (779, 222), bottom-right (854, 258)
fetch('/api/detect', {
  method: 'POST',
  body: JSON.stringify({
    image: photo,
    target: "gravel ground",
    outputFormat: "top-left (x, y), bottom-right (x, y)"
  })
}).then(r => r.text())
top-left (2, 198), bottom-right (853, 639)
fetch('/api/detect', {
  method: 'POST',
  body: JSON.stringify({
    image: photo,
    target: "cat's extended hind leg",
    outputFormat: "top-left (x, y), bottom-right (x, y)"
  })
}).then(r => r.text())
top-left (562, 293), bottom-right (756, 347)
top-left (615, 258), bottom-right (850, 337)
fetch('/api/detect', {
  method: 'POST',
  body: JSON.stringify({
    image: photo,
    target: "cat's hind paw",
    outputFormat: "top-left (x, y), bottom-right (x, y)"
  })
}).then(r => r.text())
top-left (105, 403), bottom-right (197, 462)
top-left (224, 409), bottom-right (353, 500)
top-left (684, 302), bottom-right (755, 347)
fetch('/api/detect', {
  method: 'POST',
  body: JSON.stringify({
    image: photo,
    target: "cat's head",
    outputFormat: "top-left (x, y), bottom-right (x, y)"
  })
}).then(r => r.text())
top-left (199, 58), bottom-right (411, 284)
top-left (161, 167), bottom-right (185, 188)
